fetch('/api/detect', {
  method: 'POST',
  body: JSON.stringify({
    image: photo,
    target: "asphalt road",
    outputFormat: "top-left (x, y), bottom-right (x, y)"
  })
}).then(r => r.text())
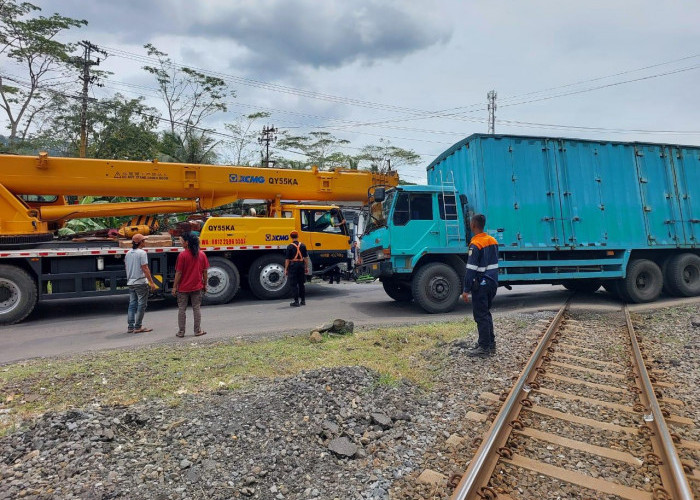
top-left (1, 282), bottom-right (698, 364)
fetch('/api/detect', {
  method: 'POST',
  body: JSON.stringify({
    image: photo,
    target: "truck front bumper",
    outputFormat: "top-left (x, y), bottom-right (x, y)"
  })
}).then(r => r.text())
top-left (358, 260), bottom-right (393, 279)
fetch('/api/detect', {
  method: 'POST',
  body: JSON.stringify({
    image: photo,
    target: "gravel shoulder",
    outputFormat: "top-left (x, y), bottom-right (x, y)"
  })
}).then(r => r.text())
top-left (1, 303), bottom-right (698, 500)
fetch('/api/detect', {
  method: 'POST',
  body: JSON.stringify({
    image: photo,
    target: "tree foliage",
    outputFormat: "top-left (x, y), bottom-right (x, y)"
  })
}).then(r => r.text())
top-left (358, 138), bottom-right (420, 172)
top-left (0, 0), bottom-right (86, 142)
top-left (32, 93), bottom-right (160, 159)
top-left (142, 43), bottom-right (231, 136)
top-left (158, 130), bottom-right (218, 164)
top-left (276, 131), bottom-right (350, 170)
top-left (223, 111), bottom-right (270, 165)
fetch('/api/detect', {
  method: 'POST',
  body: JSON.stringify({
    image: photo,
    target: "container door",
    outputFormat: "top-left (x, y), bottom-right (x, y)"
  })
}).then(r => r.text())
top-left (496, 137), bottom-right (563, 248)
top-left (542, 139), bottom-right (566, 247)
top-left (672, 146), bottom-right (700, 246)
top-left (633, 144), bottom-right (684, 246)
top-left (556, 140), bottom-right (609, 247)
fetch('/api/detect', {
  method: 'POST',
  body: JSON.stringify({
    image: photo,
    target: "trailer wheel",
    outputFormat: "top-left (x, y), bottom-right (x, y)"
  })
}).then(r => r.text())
top-left (203, 257), bottom-right (240, 305)
top-left (664, 253), bottom-right (700, 297)
top-left (411, 263), bottom-right (461, 313)
top-left (622, 259), bottom-right (662, 303)
top-left (382, 279), bottom-right (413, 302)
top-left (562, 280), bottom-right (602, 293)
top-left (248, 254), bottom-right (290, 300)
top-left (0, 265), bottom-right (37, 325)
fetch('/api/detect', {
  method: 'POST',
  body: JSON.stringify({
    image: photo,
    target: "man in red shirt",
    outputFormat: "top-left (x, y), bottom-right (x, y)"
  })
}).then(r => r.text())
top-left (172, 233), bottom-right (210, 337)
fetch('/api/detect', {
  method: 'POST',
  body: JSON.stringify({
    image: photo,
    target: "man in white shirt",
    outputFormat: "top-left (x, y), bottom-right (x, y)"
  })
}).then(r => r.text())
top-left (125, 234), bottom-right (157, 333)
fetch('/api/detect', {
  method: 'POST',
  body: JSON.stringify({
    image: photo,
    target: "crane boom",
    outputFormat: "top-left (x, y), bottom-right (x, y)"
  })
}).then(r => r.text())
top-left (0, 153), bottom-right (399, 241)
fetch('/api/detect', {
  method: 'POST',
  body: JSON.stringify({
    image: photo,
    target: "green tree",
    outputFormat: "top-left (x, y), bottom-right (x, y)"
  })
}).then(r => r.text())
top-left (359, 138), bottom-right (421, 172)
top-left (0, 0), bottom-right (86, 143)
top-left (223, 111), bottom-right (270, 165)
top-left (158, 130), bottom-right (218, 164)
top-left (142, 43), bottom-right (231, 137)
top-left (276, 131), bottom-right (350, 170)
top-left (32, 93), bottom-right (160, 159)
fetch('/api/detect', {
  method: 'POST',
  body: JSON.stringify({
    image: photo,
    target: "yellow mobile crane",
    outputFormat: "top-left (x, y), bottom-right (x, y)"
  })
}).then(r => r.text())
top-left (0, 154), bottom-right (397, 324)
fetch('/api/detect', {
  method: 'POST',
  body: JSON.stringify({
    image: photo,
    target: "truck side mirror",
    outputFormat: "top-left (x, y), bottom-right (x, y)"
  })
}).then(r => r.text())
top-left (373, 187), bottom-right (386, 202)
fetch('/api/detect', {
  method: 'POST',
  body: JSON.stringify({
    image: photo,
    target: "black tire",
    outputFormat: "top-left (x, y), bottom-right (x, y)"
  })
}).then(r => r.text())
top-left (248, 254), bottom-right (290, 300)
top-left (664, 253), bottom-right (700, 297)
top-left (411, 262), bottom-right (461, 314)
top-left (382, 279), bottom-right (413, 302)
top-left (622, 259), bottom-right (663, 303)
top-left (0, 265), bottom-right (37, 325)
top-left (602, 280), bottom-right (623, 299)
top-left (203, 257), bottom-right (240, 305)
top-left (562, 280), bottom-right (602, 293)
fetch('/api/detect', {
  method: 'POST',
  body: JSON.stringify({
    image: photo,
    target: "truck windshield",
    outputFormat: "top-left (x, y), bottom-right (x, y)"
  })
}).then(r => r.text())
top-left (363, 189), bottom-right (395, 234)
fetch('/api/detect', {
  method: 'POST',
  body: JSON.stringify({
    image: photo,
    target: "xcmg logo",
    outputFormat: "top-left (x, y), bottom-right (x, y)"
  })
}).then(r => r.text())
top-left (265, 234), bottom-right (290, 242)
top-left (229, 174), bottom-right (265, 183)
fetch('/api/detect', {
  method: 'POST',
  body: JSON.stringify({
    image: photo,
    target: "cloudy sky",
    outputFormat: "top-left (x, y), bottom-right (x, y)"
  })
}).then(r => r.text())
top-left (10, 1), bottom-right (700, 183)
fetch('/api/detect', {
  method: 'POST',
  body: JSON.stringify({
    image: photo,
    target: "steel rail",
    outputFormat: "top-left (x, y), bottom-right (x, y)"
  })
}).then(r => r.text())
top-left (624, 305), bottom-right (694, 500)
top-left (451, 299), bottom-right (570, 500)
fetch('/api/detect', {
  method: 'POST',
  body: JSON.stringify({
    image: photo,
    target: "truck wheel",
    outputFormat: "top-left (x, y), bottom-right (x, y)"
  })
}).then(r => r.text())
top-left (0, 265), bottom-right (37, 325)
top-left (248, 254), bottom-right (290, 300)
top-left (382, 279), bottom-right (413, 302)
top-left (562, 280), bottom-right (602, 293)
top-left (664, 253), bottom-right (700, 297)
top-left (603, 280), bottom-right (623, 299)
top-left (203, 257), bottom-right (240, 305)
top-left (411, 263), bottom-right (461, 313)
top-left (622, 259), bottom-right (662, 303)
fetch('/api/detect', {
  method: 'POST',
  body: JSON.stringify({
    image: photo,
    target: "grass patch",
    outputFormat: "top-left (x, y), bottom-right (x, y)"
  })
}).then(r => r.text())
top-left (0, 319), bottom-right (473, 435)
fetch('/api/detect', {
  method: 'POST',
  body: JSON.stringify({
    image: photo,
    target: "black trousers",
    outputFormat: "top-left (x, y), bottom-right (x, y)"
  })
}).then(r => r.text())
top-left (472, 280), bottom-right (497, 346)
top-left (288, 262), bottom-right (305, 301)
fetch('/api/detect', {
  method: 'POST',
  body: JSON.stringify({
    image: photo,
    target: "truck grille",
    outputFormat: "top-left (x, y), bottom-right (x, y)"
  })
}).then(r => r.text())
top-left (360, 246), bottom-right (382, 265)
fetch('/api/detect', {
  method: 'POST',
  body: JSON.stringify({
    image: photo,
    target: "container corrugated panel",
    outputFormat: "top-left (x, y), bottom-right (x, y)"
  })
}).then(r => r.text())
top-left (427, 134), bottom-right (699, 251)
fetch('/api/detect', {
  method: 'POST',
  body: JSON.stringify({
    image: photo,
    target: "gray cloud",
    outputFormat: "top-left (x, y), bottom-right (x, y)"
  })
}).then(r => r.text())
top-left (34, 0), bottom-right (451, 77)
top-left (188, 1), bottom-right (451, 70)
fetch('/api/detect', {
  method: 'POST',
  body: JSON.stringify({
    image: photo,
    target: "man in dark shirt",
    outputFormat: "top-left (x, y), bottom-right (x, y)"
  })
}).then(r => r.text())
top-left (461, 213), bottom-right (499, 357)
top-left (284, 230), bottom-right (309, 307)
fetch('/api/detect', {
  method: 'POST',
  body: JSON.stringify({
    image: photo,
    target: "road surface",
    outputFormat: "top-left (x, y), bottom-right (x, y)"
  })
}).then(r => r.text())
top-left (1, 282), bottom-right (697, 364)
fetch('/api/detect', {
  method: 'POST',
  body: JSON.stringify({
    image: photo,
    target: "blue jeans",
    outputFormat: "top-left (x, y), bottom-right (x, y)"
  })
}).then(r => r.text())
top-left (127, 283), bottom-right (150, 330)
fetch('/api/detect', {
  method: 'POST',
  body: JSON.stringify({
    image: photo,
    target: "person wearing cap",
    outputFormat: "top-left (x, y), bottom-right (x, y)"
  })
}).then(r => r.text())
top-left (125, 233), bottom-right (157, 333)
top-left (284, 230), bottom-right (309, 307)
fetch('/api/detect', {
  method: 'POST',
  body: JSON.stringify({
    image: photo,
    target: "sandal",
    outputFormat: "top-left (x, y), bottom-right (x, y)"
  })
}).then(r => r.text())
top-left (194, 331), bottom-right (207, 337)
top-left (127, 329), bottom-right (134, 334)
top-left (176, 332), bottom-right (185, 338)
top-left (133, 327), bottom-right (153, 333)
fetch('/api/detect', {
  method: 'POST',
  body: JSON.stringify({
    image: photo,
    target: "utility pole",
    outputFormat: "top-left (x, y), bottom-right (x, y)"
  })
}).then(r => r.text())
top-left (258, 125), bottom-right (278, 167)
top-left (74, 41), bottom-right (107, 158)
top-left (487, 90), bottom-right (497, 134)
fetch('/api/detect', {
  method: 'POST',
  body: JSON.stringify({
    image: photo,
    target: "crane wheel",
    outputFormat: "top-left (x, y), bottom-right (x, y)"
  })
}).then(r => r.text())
top-left (248, 254), bottom-right (290, 300)
top-left (0, 265), bottom-right (38, 325)
top-left (203, 257), bottom-right (240, 305)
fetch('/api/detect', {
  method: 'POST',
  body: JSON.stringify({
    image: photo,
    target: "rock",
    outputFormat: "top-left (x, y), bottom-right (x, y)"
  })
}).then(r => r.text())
top-left (327, 437), bottom-right (358, 458)
top-left (309, 331), bottom-right (323, 343)
top-left (179, 459), bottom-right (192, 469)
top-left (446, 434), bottom-right (463, 447)
top-left (322, 420), bottom-right (339, 435)
top-left (370, 413), bottom-right (392, 429)
top-left (240, 486), bottom-right (255, 496)
top-left (417, 469), bottom-right (446, 485)
top-left (691, 315), bottom-right (700, 327)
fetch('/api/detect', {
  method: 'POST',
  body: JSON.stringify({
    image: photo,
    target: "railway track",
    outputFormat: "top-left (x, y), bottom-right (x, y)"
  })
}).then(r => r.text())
top-left (450, 299), bottom-right (699, 500)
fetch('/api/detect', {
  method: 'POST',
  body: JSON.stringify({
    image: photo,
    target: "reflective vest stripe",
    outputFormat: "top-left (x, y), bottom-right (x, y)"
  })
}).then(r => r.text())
top-left (291, 242), bottom-right (304, 261)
